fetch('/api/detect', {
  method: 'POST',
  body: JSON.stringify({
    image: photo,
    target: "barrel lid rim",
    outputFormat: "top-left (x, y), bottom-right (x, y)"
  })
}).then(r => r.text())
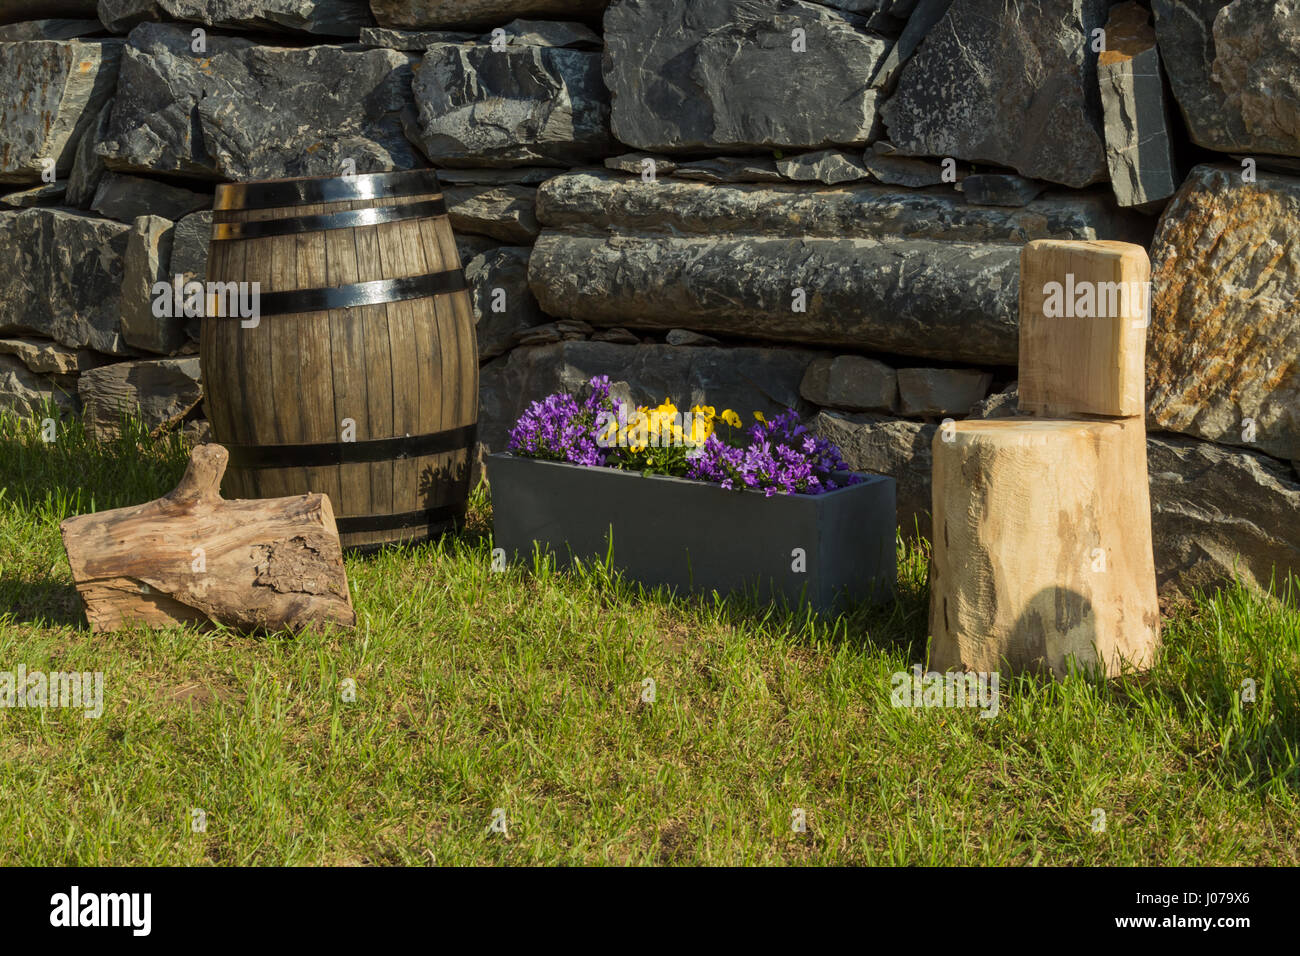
top-left (214, 168), bottom-right (443, 210)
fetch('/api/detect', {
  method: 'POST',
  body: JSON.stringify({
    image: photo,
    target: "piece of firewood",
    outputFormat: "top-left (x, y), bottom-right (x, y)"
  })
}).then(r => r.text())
top-left (60, 444), bottom-right (355, 633)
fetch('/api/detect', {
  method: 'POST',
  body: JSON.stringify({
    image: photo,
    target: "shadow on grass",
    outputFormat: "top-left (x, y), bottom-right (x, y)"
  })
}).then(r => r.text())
top-left (0, 574), bottom-right (85, 629)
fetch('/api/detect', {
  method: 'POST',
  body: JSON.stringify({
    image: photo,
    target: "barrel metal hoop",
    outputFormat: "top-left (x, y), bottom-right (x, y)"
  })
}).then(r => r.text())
top-left (240, 271), bottom-right (467, 318)
top-left (336, 503), bottom-right (465, 535)
top-left (214, 170), bottom-right (444, 211)
top-left (224, 424), bottom-right (477, 469)
top-left (211, 198), bottom-right (447, 241)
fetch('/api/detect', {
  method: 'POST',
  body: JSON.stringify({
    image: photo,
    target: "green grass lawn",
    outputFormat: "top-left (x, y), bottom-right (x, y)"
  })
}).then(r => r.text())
top-left (1, 410), bottom-right (1298, 866)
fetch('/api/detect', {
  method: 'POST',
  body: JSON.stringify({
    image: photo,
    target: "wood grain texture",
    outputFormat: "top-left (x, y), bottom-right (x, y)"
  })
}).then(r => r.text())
top-left (200, 173), bottom-right (479, 549)
top-left (928, 239), bottom-right (1160, 678)
top-left (60, 444), bottom-right (355, 634)
top-left (1018, 239), bottom-right (1149, 419)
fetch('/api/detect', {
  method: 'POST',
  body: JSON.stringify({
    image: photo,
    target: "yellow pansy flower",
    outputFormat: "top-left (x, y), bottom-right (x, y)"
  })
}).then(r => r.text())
top-left (721, 409), bottom-right (741, 428)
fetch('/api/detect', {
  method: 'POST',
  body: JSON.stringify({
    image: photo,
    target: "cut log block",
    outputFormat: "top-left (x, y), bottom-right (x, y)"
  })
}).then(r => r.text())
top-left (928, 417), bottom-right (1160, 677)
top-left (928, 239), bottom-right (1160, 678)
top-left (60, 444), bottom-right (355, 633)
top-left (1017, 239), bottom-right (1149, 419)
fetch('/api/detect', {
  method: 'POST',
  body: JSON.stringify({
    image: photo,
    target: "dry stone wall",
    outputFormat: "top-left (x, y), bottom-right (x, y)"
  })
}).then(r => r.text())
top-left (0, 0), bottom-right (1297, 597)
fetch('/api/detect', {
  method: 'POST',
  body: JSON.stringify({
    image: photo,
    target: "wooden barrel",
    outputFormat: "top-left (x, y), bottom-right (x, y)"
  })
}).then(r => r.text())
top-left (200, 169), bottom-right (478, 551)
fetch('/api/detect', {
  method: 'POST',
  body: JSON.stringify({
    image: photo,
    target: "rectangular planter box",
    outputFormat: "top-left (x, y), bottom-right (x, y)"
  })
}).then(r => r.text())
top-left (488, 454), bottom-right (896, 613)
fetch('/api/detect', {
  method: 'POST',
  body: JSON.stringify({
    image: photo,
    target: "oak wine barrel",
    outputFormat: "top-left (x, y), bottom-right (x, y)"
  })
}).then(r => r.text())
top-left (200, 169), bottom-right (478, 550)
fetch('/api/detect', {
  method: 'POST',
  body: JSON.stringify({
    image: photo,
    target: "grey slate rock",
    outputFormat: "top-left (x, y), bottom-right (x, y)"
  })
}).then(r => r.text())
top-left (0, 354), bottom-right (78, 417)
top-left (407, 42), bottom-right (611, 166)
top-left (90, 171), bottom-right (210, 222)
top-left (96, 1), bottom-right (375, 36)
top-left (369, 0), bottom-right (609, 30)
top-left (605, 0), bottom-right (890, 152)
top-left (535, 171), bottom-right (1148, 244)
top-left (0, 183), bottom-right (68, 208)
top-left (1098, 2), bottom-right (1177, 209)
top-left (360, 26), bottom-right (475, 48)
top-left (604, 153), bottom-right (678, 177)
top-left (528, 232), bottom-right (1021, 365)
top-left (861, 149), bottom-right (951, 187)
top-left (489, 18), bottom-right (601, 48)
top-left (810, 410), bottom-right (935, 538)
top-left (0, 207), bottom-right (130, 355)
top-left (958, 174), bottom-right (1046, 207)
top-left (896, 366), bottom-right (992, 416)
top-left (1153, 0), bottom-right (1300, 157)
top-left (65, 95), bottom-right (114, 208)
top-left (120, 214), bottom-right (185, 355)
top-left (466, 246), bottom-right (545, 360)
top-left (435, 166), bottom-right (562, 185)
top-left (1147, 435), bottom-right (1300, 598)
top-left (0, 38), bottom-right (122, 184)
top-left (800, 355), bottom-right (898, 412)
top-left (777, 149), bottom-right (872, 185)
top-left (100, 22), bottom-right (421, 181)
top-left (0, 336), bottom-right (105, 375)
top-left (665, 328), bottom-right (721, 346)
top-left (0, 19), bottom-right (105, 39)
top-left (882, 0), bottom-right (1112, 188)
top-left (870, 0), bottom-right (954, 91)
top-left (671, 157), bottom-right (785, 184)
top-left (169, 208), bottom-right (210, 342)
top-left (443, 184), bottom-right (539, 243)
top-left (78, 355), bottom-right (201, 439)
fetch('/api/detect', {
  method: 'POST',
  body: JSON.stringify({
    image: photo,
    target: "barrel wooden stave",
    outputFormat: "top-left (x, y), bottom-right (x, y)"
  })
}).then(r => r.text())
top-left (201, 173), bottom-right (478, 550)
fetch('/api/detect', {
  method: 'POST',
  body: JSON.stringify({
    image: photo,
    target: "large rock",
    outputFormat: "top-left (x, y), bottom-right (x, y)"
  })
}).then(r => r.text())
top-left (169, 208), bottom-right (210, 341)
top-left (1153, 0), bottom-right (1300, 157)
top-left (882, 0), bottom-right (1112, 188)
top-left (811, 410), bottom-right (935, 538)
top-left (407, 42), bottom-right (611, 166)
top-left (65, 95), bottom-right (114, 207)
top-left (535, 170), bottom-right (1148, 244)
top-left (896, 366), bottom-right (992, 417)
top-left (466, 246), bottom-right (545, 360)
top-left (530, 232), bottom-right (1021, 364)
top-left (120, 214), bottom-right (185, 355)
top-left (90, 171), bottom-right (210, 222)
top-left (813, 409), bottom-right (1300, 595)
top-left (0, 208), bottom-right (129, 354)
top-left (444, 184), bottom-right (539, 242)
top-left (96, 1), bottom-right (374, 35)
top-left (370, 0), bottom-right (608, 29)
top-left (0, 354), bottom-right (78, 417)
top-left (1147, 165), bottom-right (1300, 463)
top-left (604, 0), bottom-right (890, 152)
top-left (0, 38), bottom-right (122, 184)
top-left (1147, 434), bottom-right (1300, 597)
top-left (0, 336), bottom-right (104, 374)
top-left (479, 340), bottom-right (820, 450)
top-left (799, 355), bottom-right (897, 411)
top-left (79, 356), bottom-right (201, 439)
top-left (99, 22), bottom-right (421, 181)
top-left (1098, 2), bottom-right (1177, 209)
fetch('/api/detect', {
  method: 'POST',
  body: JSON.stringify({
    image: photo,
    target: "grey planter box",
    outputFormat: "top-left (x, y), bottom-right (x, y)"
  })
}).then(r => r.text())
top-left (488, 454), bottom-right (896, 612)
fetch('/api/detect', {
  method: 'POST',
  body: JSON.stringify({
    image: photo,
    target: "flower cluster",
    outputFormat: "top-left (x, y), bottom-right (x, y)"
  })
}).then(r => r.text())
top-left (685, 409), bottom-right (861, 496)
top-left (506, 375), bottom-right (615, 468)
top-left (507, 377), bottom-right (857, 496)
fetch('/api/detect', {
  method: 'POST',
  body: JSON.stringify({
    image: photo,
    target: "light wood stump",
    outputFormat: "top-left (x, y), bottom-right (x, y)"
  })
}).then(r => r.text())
top-left (61, 444), bottom-right (356, 633)
top-left (928, 240), bottom-right (1160, 677)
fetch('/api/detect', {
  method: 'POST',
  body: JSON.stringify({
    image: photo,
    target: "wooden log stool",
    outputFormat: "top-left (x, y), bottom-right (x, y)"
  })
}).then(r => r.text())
top-left (928, 240), bottom-right (1161, 678)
